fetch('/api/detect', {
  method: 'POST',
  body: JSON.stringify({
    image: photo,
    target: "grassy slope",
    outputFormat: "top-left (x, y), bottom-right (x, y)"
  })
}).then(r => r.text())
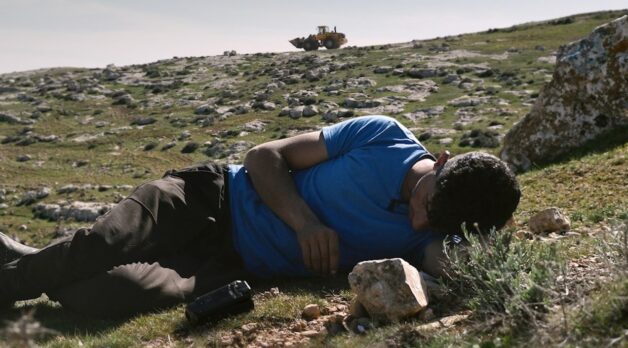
top-left (0, 9), bottom-right (626, 347)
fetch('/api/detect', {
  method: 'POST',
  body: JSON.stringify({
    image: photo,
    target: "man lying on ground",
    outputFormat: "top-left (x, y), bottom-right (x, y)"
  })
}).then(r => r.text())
top-left (0, 115), bottom-right (520, 317)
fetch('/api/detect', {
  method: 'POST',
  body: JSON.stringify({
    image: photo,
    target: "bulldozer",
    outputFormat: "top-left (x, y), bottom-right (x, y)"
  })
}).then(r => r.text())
top-left (289, 26), bottom-right (347, 51)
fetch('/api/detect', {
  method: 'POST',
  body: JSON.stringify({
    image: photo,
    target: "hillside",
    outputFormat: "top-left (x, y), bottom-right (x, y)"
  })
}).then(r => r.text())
top-left (0, 10), bottom-right (626, 347)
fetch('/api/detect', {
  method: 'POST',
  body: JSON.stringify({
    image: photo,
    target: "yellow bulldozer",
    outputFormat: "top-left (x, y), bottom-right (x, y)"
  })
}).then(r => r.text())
top-left (290, 26), bottom-right (348, 51)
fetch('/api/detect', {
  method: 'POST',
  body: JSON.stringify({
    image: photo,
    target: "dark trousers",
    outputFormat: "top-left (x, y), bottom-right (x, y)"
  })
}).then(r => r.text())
top-left (0, 164), bottom-right (249, 318)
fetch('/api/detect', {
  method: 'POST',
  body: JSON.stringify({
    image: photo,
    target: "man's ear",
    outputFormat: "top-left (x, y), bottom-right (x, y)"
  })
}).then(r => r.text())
top-left (434, 150), bottom-right (450, 170)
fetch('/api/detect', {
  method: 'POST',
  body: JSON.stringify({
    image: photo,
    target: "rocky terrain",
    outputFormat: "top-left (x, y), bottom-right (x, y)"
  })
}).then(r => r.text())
top-left (0, 10), bottom-right (626, 348)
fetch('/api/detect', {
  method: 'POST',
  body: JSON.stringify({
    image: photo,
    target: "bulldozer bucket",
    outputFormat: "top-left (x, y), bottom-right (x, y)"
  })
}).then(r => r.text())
top-left (289, 37), bottom-right (304, 49)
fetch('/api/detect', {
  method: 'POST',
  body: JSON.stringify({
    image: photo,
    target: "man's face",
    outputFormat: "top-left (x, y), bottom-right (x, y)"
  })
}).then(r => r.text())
top-left (408, 171), bottom-right (437, 231)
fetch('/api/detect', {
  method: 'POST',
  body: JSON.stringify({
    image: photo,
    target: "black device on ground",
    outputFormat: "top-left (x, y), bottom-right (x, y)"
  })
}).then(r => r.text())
top-left (185, 280), bottom-right (254, 325)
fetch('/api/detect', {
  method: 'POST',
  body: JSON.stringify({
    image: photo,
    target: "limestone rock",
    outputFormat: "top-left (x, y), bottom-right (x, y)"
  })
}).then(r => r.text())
top-left (501, 16), bottom-right (628, 172)
top-left (16, 187), bottom-right (50, 206)
top-left (194, 104), bottom-right (215, 115)
top-left (130, 117), bottom-right (156, 126)
top-left (302, 105), bottom-right (318, 117)
top-left (34, 201), bottom-right (115, 222)
top-left (302, 304), bottom-right (321, 321)
top-left (289, 106), bottom-right (304, 119)
top-left (529, 207), bottom-right (571, 234)
top-left (348, 258), bottom-right (428, 321)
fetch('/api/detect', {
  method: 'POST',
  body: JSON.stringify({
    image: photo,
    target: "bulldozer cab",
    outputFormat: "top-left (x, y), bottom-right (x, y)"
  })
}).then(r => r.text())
top-left (317, 26), bottom-right (329, 34)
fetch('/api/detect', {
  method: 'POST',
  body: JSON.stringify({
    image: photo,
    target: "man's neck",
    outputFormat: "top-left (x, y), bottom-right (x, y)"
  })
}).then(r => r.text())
top-left (401, 158), bottom-right (435, 201)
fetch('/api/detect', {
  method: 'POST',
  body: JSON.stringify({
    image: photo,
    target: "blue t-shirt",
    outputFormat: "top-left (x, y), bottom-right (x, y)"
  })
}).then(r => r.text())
top-left (228, 115), bottom-right (437, 277)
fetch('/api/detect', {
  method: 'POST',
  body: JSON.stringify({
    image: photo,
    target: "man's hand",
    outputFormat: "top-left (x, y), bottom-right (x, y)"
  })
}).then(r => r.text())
top-left (295, 223), bottom-right (339, 276)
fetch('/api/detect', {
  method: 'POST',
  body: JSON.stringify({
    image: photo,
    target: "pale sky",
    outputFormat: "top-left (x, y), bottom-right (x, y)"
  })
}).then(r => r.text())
top-left (0, 0), bottom-right (625, 74)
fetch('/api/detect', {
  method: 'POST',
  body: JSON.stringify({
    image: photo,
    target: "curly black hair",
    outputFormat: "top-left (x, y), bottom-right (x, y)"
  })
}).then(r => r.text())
top-left (427, 152), bottom-right (520, 236)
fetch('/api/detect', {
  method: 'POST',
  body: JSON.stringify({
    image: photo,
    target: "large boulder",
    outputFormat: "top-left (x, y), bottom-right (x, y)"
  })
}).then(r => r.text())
top-left (348, 258), bottom-right (428, 321)
top-left (500, 16), bottom-right (628, 172)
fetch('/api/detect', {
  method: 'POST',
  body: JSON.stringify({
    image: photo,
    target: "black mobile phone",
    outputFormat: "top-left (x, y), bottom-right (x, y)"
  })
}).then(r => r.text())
top-left (185, 280), bottom-right (254, 325)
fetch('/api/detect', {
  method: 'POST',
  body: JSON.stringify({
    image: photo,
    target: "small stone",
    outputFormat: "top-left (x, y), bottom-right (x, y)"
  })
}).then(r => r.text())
top-left (161, 142), bottom-right (176, 151)
top-left (143, 142), bottom-right (158, 151)
top-left (529, 207), bottom-right (571, 234)
top-left (130, 117), bottom-right (156, 126)
top-left (348, 258), bottom-right (429, 321)
top-left (19, 224), bottom-right (28, 231)
top-left (181, 142), bottom-right (199, 154)
top-left (302, 105), bottom-right (319, 117)
top-left (57, 184), bottom-right (79, 194)
top-left (16, 154), bottom-right (32, 162)
top-left (178, 130), bottom-right (191, 140)
top-left (194, 104), bottom-right (215, 115)
top-left (97, 185), bottom-right (112, 192)
top-left (300, 330), bottom-right (320, 338)
top-left (241, 323), bottom-right (258, 335)
top-left (73, 160), bottom-right (89, 168)
top-left (302, 304), bottom-right (321, 321)
top-left (290, 319), bottom-right (307, 332)
top-left (289, 106), bottom-right (304, 119)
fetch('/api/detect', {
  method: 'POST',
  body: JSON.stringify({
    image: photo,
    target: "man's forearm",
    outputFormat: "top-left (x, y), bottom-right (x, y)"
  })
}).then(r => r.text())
top-left (244, 146), bottom-right (321, 233)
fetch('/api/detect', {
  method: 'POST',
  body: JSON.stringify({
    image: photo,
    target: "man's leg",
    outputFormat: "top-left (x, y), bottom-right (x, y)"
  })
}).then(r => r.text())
top-left (0, 171), bottom-right (227, 304)
top-left (47, 254), bottom-right (249, 318)
top-left (0, 232), bottom-right (39, 265)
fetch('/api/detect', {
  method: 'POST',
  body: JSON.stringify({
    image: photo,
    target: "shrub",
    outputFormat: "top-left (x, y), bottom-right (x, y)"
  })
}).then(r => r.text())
top-left (443, 226), bottom-right (561, 329)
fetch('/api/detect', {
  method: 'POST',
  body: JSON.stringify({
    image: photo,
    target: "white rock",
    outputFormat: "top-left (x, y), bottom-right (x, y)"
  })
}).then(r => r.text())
top-left (302, 105), bottom-right (318, 117)
top-left (289, 106), bottom-right (304, 119)
top-left (34, 201), bottom-right (115, 222)
top-left (501, 16), bottom-right (628, 172)
top-left (348, 258), bottom-right (428, 321)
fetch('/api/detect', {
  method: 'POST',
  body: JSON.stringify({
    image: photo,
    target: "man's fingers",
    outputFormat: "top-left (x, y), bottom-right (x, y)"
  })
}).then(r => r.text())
top-left (309, 239), bottom-right (322, 275)
top-left (301, 241), bottom-right (312, 272)
top-left (318, 233), bottom-right (329, 276)
top-left (328, 231), bottom-right (339, 275)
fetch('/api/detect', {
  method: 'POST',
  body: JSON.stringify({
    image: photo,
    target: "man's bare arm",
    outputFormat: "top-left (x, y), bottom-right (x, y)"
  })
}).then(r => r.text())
top-left (243, 131), bottom-right (339, 276)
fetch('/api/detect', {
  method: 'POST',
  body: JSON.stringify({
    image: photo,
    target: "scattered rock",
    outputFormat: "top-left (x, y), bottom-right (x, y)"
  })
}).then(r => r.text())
top-left (448, 96), bottom-right (483, 107)
top-left (243, 120), bottom-right (268, 133)
top-left (501, 16), bottom-right (628, 172)
top-left (322, 108), bottom-right (354, 122)
top-left (289, 106), bottom-right (305, 119)
top-left (302, 105), bottom-right (319, 117)
top-left (178, 130), bottom-right (191, 140)
top-left (0, 112), bottom-right (34, 125)
top-left (529, 207), bottom-right (571, 234)
top-left (194, 104), bottom-right (216, 115)
top-left (97, 185), bottom-right (112, 192)
top-left (181, 142), bottom-right (199, 154)
top-left (34, 201), bottom-right (115, 222)
top-left (415, 312), bottom-right (470, 332)
top-left (459, 129), bottom-right (500, 148)
top-left (348, 258), bottom-right (429, 321)
top-left (161, 142), bottom-right (176, 151)
top-left (406, 68), bottom-right (438, 79)
top-left (373, 66), bottom-right (393, 74)
top-left (302, 304), bottom-right (321, 321)
top-left (17, 187), bottom-right (50, 206)
top-left (16, 154), bottom-right (32, 162)
top-left (57, 185), bottom-right (79, 194)
top-left (72, 160), bottom-right (89, 168)
top-left (112, 93), bottom-right (134, 106)
top-left (130, 117), bottom-right (156, 126)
